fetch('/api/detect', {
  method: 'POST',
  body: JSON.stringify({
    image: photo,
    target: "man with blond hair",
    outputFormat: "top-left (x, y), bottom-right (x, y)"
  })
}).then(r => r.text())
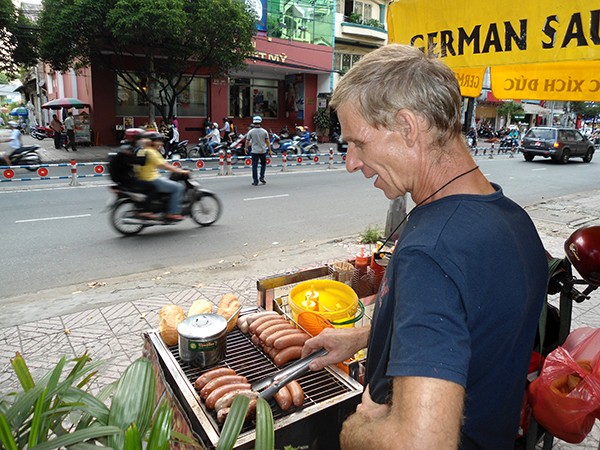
top-left (302, 44), bottom-right (547, 449)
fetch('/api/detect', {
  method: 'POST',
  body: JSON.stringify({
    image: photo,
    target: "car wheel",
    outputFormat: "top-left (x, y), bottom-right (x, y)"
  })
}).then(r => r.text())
top-left (583, 148), bottom-right (594, 163)
top-left (524, 153), bottom-right (534, 162)
top-left (558, 149), bottom-right (570, 164)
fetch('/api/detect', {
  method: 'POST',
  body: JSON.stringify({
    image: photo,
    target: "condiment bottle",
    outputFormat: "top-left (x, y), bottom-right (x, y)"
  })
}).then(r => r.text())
top-left (352, 247), bottom-right (370, 297)
top-left (370, 245), bottom-right (385, 293)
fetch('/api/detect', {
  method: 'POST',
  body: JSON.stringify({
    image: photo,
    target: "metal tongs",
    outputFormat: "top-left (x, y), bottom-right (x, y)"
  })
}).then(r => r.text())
top-left (251, 348), bottom-right (328, 400)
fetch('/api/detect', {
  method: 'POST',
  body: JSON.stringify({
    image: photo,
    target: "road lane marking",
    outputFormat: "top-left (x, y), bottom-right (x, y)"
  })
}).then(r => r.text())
top-left (531, 168), bottom-right (547, 171)
top-left (15, 214), bottom-right (92, 223)
top-left (243, 194), bottom-right (289, 201)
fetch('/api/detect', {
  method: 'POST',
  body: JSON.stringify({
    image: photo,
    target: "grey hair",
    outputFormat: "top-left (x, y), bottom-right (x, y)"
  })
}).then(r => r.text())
top-left (330, 44), bottom-right (463, 147)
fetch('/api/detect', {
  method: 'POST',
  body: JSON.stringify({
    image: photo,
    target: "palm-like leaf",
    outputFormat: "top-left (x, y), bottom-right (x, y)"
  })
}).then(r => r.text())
top-left (107, 358), bottom-right (156, 449)
top-left (146, 399), bottom-right (173, 450)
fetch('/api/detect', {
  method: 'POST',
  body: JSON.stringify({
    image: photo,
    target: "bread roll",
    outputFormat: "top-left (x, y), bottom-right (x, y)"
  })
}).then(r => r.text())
top-left (217, 293), bottom-right (241, 332)
top-left (158, 305), bottom-right (185, 346)
top-left (188, 299), bottom-right (213, 317)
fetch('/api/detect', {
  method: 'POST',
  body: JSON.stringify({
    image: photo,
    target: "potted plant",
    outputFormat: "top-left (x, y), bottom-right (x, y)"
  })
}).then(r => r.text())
top-left (0, 352), bottom-right (192, 449)
top-left (313, 108), bottom-right (332, 142)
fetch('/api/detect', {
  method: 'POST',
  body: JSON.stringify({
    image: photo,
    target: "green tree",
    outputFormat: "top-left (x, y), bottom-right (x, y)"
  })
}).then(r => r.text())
top-left (0, 0), bottom-right (39, 78)
top-left (571, 101), bottom-right (600, 126)
top-left (496, 101), bottom-right (524, 126)
top-left (37, 0), bottom-right (257, 122)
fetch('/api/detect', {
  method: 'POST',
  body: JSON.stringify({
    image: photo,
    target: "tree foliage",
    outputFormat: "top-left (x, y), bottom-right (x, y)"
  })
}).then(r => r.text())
top-left (497, 101), bottom-right (524, 124)
top-left (0, 0), bottom-right (39, 79)
top-left (37, 0), bottom-right (257, 121)
top-left (571, 102), bottom-right (600, 122)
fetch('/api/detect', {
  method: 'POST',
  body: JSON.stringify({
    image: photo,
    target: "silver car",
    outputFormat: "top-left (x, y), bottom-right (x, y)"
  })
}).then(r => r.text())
top-left (521, 127), bottom-right (595, 164)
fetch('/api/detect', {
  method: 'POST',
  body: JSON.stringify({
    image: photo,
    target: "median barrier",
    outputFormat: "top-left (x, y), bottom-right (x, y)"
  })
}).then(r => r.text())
top-left (0, 152), bottom-right (349, 184)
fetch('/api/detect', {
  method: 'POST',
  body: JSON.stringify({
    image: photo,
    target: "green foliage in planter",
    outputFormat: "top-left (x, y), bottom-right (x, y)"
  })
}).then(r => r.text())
top-left (364, 18), bottom-right (384, 29)
top-left (359, 225), bottom-right (383, 244)
top-left (0, 352), bottom-right (186, 450)
top-left (313, 108), bottom-right (332, 133)
top-left (346, 12), bottom-right (362, 24)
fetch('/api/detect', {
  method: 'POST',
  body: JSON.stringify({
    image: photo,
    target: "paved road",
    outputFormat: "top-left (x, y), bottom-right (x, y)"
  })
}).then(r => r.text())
top-left (0, 168), bottom-right (390, 299)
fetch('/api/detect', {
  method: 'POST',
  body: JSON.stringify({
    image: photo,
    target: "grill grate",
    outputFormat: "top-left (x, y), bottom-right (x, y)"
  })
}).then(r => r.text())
top-left (169, 326), bottom-right (357, 429)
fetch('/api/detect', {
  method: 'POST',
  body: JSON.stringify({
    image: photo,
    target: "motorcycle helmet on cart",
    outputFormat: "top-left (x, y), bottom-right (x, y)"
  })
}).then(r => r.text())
top-left (564, 226), bottom-right (600, 285)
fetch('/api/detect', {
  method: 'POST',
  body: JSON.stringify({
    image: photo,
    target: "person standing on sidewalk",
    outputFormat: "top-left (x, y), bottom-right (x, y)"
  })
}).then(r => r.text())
top-left (63, 111), bottom-right (77, 152)
top-left (49, 114), bottom-right (63, 149)
top-left (301, 44), bottom-right (548, 450)
top-left (245, 116), bottom-right (272, 185)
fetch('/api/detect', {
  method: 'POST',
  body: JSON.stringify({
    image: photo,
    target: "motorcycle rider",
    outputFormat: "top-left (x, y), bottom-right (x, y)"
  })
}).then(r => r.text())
top-left (206, 122), bottom-right (221, 154)
top-left (2, 121), bottom-right (26, 166)
top-left (135, 131), bottom-right (189, 221)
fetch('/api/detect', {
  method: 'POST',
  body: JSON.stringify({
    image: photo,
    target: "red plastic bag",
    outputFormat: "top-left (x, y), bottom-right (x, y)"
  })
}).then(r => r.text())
top-left (527, 327), bottom-right (600, 443)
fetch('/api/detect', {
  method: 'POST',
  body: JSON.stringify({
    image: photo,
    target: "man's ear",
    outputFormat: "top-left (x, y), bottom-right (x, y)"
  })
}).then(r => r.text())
top-left (395, 109), bottom-right (419, 147)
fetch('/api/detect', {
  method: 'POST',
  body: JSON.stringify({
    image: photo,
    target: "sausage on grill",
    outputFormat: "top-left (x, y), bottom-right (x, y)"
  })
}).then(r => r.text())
top-left (194, 367), bottom-right (236, 390)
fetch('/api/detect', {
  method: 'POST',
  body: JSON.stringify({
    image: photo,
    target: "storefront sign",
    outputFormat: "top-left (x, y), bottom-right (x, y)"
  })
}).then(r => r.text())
top-left (491, 61), bottom-right (600, 101)
top-left (388, 0), bottom-right (600, 100)
top-left (252, 50), bottom-right (288, 64)
top-left (388, 0), bottom-right (600, 68)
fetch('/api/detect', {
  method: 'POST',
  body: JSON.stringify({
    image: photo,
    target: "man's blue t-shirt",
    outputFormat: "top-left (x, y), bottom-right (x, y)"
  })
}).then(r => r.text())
top-left (365, 185), bottom-right (547, 449)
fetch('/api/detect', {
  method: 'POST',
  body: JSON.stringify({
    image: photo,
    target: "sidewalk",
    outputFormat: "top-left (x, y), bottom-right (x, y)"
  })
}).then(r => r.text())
top-left (2, 137), bottom-right (600, 449)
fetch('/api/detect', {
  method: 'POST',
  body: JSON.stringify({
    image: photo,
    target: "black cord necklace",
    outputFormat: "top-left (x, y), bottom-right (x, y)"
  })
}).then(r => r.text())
top-left (377, 165), bottom-right (480, 252)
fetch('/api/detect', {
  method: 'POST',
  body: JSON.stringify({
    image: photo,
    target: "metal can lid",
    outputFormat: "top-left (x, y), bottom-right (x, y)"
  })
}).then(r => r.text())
top-left (177, 314), bottom-right (227, 340)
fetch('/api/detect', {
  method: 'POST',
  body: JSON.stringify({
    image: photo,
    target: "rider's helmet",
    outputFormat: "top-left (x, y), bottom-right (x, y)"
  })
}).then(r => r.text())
top-left (252, 116), bottom-right (262, 124)
top-left (7, 121), bottom-right (19, 129)
top-left (213, 122), bottom-right (219, 128)
top-left (124, 128), bottom-right (145, 142)
top-left (564, 226), bottom-right (600, 285)
top-left (141, 131), bottom-right (164, 141)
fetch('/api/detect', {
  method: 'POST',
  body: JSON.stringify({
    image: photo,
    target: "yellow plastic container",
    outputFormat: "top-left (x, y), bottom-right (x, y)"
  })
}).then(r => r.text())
top-left (288, 280), bottom-right (359, 328)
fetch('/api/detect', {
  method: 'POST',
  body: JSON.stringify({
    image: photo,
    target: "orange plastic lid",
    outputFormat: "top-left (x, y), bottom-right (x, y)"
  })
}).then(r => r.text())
top-left (297, 311), bottom-right (334, 336)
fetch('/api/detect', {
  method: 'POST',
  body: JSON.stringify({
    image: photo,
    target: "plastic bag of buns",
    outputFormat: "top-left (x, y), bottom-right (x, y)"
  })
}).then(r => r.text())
top-left (217, 293), bottom-right (241, 332)
top-left (158, 305), bottom-right (185, 346)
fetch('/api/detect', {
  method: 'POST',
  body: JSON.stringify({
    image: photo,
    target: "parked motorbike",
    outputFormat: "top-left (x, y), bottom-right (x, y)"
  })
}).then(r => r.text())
top-left (4, 145), bottom-right (41, 171)
top-left (108, 173), bottom-right (222, 236)
top-left (269, 130), bottom-right (295, 154)
top-left (288, 130), bottom-right (318, 155)
top-left (30, 125), bottom-right (54, 140)
top-left (162, 140), bottom-right (189, 159)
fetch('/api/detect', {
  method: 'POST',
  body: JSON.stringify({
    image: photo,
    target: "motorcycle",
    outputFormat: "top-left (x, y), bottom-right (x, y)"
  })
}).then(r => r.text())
top-left (162, 140), bottom-right (189, 159)
top-left (269, 130), bottom-right (295, 154)
top-left (5, 145), bottom-right (41, 171)
top-left (499, 135), bottom-right (520, 150)
top-left (188, 137), bottom-right (214, 158)
top-left (107, 173), bottom-right (222, 236)
top-left (30, 125), bottom-right (55, 140)
top-left (288, 130), bottom-right (318, 155)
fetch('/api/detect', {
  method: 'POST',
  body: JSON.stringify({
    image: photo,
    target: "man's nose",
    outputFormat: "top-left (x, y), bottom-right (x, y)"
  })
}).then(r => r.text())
top-left (345, 145), bottom-right (361, 173)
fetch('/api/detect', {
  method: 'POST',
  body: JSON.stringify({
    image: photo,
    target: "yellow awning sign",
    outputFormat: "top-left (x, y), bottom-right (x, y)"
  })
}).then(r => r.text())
top-left (388, 0), bottom-right (600, 69)
top-left (453, 68), bottom-right (486, 98)
top-left (491, 61), bottom-right (600, 101)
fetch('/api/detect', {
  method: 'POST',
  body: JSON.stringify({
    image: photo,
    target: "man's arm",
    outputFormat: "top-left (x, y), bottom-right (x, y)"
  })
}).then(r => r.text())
top-left (340, 377), bottom-right (464, 450)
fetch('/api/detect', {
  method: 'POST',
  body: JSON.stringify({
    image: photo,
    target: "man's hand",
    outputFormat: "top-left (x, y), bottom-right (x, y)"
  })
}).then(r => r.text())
top-left (301, 326), bottom-right (369, 371)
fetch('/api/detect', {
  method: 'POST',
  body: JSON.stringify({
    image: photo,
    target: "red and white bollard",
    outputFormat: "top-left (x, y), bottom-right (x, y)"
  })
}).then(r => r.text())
top-left (226, 150), bottom-right (233, 175)
top-left (328, 147), bottom-right (334, 169)
top-left (69, 159), bottom-right (79, 186)
top-left (218, 150), bottom-right (225, 175)
top-left (281, 152), bottom-right (287, 172)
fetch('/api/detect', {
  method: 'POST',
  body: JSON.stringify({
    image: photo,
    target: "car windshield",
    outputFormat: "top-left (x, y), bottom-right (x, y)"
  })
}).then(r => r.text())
top-left (526, 128), bottom-right (556, 140)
